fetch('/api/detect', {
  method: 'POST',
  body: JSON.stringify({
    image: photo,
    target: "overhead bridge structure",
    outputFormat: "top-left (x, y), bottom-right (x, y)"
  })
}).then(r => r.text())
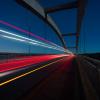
top-left (0, 0), bottom-right (100, 100)
top-left (17, 0), bottom-right (87, 51)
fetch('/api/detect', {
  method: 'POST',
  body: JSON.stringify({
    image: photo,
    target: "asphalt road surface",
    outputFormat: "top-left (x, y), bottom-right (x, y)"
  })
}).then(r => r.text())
top-left (0, 55), bottom-right (100, 100)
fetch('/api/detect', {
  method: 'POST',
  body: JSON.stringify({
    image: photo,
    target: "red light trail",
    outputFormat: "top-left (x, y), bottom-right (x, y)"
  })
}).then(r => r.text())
top-left (0, 54), bottom-right (69, 73)
top-left (0, 54), bottom-right (75, 87)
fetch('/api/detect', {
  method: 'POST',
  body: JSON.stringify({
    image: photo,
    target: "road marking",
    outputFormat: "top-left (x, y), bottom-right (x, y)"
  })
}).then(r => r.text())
top-left (0, 58), bottom-right (64, 87)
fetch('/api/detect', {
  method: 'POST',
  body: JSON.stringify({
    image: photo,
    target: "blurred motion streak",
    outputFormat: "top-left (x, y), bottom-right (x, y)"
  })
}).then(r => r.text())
top-left (0, 54), bottom-right (70, 73)
top-left (0, 55), bottom-right (75, 86)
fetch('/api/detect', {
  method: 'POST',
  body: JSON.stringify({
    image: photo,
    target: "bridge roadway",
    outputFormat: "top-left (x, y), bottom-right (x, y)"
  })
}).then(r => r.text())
top-left (0, 54), bottom-right (100, 100)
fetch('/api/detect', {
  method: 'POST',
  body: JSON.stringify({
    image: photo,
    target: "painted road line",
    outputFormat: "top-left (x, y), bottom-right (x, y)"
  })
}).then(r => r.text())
top-left (0, 57), bottom-right (64, 87)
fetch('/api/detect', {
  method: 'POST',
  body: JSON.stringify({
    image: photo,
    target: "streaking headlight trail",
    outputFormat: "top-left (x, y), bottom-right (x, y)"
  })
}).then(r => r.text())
top-left (0, 29), bottom-right (72, 53)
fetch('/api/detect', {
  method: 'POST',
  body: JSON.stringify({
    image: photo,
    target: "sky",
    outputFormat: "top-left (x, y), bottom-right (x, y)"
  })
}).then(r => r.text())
top-left (0, 0), bottom-right (67, 54)
top-left (80, 0), bottom-right (100, 53)
top-left (39, 0), bottom-right (100, 53)
top-left (0, 0), bottom-right (100, 54)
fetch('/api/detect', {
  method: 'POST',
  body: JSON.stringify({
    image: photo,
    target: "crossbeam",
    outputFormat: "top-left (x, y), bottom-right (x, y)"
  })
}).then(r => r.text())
top-left (16, 0), bottom-right (66, 48)
top-left (62, 33), bottom-right (77, 36)
top-left (45, 0), bottom-right (87, 52)
top-left (45, 1), bottom-right (78, 13)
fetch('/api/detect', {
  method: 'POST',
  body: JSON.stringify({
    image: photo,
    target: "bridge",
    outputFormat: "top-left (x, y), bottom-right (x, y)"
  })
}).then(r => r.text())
top-left (0, 0), bottom-right (100, 100)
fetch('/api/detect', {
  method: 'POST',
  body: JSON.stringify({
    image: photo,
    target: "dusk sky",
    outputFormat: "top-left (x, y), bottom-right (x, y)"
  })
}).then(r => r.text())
top-left (79, 0), bottom-right (100, 53)
top-left (0, 0), bottom-right (100, 54)
top-left (39, 0), bottom-right (100, 53)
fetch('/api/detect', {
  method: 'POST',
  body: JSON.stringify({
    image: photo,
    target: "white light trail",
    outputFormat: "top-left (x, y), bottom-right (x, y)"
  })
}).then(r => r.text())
top-left (0, 30), bottom-right (61, 50)
top-left (0, 29), bottom-right (72, 53)
top-left (1, 35), bottom-right (26, 42)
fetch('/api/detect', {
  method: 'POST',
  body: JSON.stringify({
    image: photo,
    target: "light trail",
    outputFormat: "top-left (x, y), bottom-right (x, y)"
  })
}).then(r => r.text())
top-left (0, 20), bottom-right (72, 53)
top-left (0, 29), bottom-right (71, 53)
top-left (0, 33), bottom-right (58, 51)
top-left (0, 29), bottom-right (50, 46)
top-left (0, 20), bottom-right (54, 45)
top-left (1, 35), bottom-right (27, 42)
top-left (0, 34), bottom-right (63, 51)
top-left (0, 20), bottom-right (65, 49)
top-left (0, 57), bottom-right (65, 86)
top-left (0, 54), bottom-right (68, 73)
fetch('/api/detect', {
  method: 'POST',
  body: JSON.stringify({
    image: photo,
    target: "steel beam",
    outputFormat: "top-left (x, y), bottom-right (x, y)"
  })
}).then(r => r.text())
top-left (45, 1), bottom-right (78, 13)
top-left (16, 0), bottom-right (66, 48)
top-left (62, 33), bottom-right (77, 36)
top-left (44, 0), bottom-right (87, 52)
top-left (17, 0), bottom-right (87, 52)
top-left (76, 0), bottom-right (87, 51)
